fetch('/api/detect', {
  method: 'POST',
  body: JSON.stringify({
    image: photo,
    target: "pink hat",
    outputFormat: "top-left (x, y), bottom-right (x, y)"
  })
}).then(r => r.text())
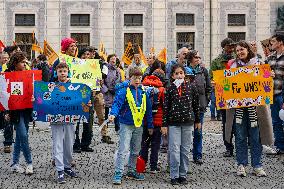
top-left (61, 38), bottom-right (76, 53)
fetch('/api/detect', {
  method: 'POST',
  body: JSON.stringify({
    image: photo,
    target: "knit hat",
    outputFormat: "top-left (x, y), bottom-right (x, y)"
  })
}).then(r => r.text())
top-left (61, 38), bottom-right (76, 53)
top-left (152, 69), bottom-right (165, 83)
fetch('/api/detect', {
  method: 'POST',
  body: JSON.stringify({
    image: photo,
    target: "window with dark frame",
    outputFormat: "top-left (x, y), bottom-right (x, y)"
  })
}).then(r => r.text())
top-left (228, 32), bottom-right (246, 42)
top-left (124, 33), bottom-right (143, 53)
top-left (70, 33), bottom-right (90, 51)
top-left (70, 14), bottom-right (90, 26)
top-left (176, 32), bottom-right (195, 51)
top-left (176, 13), bottom-right (194, 26)
top-left (228, 14), bottom-right (246, 26)
top-left (124, 14), bottom-right (143, 26)
top-left (15, 33), bottom-right (33, 60)
top-left (15, 14), bottom-right (35, 26)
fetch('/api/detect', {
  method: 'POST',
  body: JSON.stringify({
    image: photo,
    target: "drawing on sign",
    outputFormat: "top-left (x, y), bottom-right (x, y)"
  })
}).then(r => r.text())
top-left (11, 82), bottom-right (23, 95)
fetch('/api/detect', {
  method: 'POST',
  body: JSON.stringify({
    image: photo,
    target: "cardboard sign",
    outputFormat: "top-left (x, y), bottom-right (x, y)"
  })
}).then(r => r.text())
top-left (213, 64), bottom-right (273, 109)
top-left (0, 70), bottom-right (42, 111)
top-left (59, 54), bottom-right (102, 90)
top-left (33, 81), bottom-right (91, 123)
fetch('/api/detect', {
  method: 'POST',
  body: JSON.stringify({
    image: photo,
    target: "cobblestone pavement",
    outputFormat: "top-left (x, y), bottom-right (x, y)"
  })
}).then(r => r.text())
top-left (0, 116), bottom-right (284, 189)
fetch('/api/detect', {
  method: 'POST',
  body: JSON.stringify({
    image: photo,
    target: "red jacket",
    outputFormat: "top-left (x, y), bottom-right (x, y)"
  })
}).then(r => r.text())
top-left (142, 75), bottom-right (165, 127)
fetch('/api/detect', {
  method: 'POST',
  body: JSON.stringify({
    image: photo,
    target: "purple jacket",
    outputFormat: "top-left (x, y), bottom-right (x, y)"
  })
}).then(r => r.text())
top-left (101, 63), bottom-right (121, 107)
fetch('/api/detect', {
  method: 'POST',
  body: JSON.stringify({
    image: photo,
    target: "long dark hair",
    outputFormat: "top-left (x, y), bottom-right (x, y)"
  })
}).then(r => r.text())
top-left (235, 40), bottom-right (255, 62)
top-left (149, 59), bottom-right (166, 75)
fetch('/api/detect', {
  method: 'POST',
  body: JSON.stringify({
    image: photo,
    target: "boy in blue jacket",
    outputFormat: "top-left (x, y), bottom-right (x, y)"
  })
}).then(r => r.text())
top-left (109, 67), bottom-right (154, 185)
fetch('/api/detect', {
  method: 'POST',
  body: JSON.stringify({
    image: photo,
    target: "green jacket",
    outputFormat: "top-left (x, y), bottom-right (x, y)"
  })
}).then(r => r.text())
top-left (209, 54), bottom-right (232, 80)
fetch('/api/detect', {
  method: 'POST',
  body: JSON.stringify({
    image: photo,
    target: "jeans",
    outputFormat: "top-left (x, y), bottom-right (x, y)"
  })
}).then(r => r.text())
top-left (3, 120), bottom-right (14, 146)
top-left (270, 94), bottom-right (284, 151)
top-left (114, 124), bottom-right (143, 173)
top-left (193, 113), bottom-right (204, 160)
top-left (51, 123), bottom-right (75, 171)
top-left (169, 125), bottom-right (193, 179)
top-left (235, 108), bottom-right (262, 168)
top-left (12, 112), bottom-right (32, 165)
top-left (140, 127), bottom-right (161, 169)
top-left (210, 90), bottom-right (221, 118)
top-left (221, 109), bottom-right (234, 153)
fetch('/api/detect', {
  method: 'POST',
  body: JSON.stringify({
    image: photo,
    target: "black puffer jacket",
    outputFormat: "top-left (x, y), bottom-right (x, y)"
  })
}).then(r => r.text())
top-left (163, 81), bottom-right (200, 127)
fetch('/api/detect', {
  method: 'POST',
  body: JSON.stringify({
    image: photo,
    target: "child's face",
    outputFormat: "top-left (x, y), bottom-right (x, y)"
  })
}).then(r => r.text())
top-left (57, 67), bottom-right (69, 82)
top-left (172, 67), bottom-right (185, 80)
top-left (130, 75), bottom-right (142, 88)
top-left (15, 58), bottom-right (27, 71)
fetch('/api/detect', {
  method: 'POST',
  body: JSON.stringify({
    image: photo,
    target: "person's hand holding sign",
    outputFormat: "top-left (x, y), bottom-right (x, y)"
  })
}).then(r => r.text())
top-left (109, 115), bottom-right (115, 122)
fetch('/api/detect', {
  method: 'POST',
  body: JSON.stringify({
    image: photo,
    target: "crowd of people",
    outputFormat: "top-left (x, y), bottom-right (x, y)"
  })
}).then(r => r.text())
top-left (0, 34), bottom-right (284, 185)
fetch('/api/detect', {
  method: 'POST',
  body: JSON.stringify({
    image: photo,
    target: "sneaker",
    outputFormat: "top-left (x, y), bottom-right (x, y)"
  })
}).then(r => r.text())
top-left (193, 158), bottom-right (203, 165)
top-left (25, 164), bottom-right (33, 175)
top-left (101, 136), bottom-right (114, 144)
top-left (11, 164), bottom-right (25, 174)
top-left (126, 171), bottom-right (145, 181)
top-left (113, 171), bottom-right (122, 185)
top-left (57, 171), bottom-right (66, 184)
top-left (64, 168), bottom-right (78, 178)
top-left (81, 147), bottom-right (94, 152)
top-left (236, 165), bottom-right (247, 177)
top-left (150, 167), bottom-right (161, 174)
top-left (223, 150), bottom-right (233, 157)
top-left (253, 167), bottom-right (267, 177)
top-left (178, 177), bottom-right (189, 185)
top-left (217, 116), bottom-right (222, 121)
top-left (171, 178), bottom-right (179, 185)
top-left (265, 147), bottom-right (284, 155)
top-left (4, 146), bottom-right (11, 153)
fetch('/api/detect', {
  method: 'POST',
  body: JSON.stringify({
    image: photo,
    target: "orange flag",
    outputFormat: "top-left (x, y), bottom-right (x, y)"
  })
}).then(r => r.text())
top-left (99, 42), bottom-right (108, 61)
top-left (138, 46), bottom-right (147, 65)
top-left (157, 48), bottom-right (167, 64)
top-left (32, 31), bottom-right (43, 54)
top-left (122, 42), bottom-right (134, 65)
top-left (44, 40), bottom-right (59, 66)
top-left (150, 47), bottom-right (155, 54)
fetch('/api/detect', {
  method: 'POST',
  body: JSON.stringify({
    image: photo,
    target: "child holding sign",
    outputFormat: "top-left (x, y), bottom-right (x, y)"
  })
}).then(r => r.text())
top-left (4, 52), bottom-right (34, 174)
top-left (109, 67), bottom-right (154, 185)
top-left (50, 63), bottom-right (91, 184)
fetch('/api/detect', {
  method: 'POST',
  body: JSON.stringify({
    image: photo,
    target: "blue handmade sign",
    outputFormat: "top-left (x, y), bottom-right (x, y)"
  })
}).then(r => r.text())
top-left (33, 81), bottom-right (92, 123)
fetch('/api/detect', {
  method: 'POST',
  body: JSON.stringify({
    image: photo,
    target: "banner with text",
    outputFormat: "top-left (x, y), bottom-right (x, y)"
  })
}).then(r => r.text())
top-left (213, 64), bottom-right (273, 109)
top-left (59, 54), bottom-right (102, 90)
top-left (33, 81), bottom-right (91, 123)
top-left (0, 70), bottom-right (42, 111)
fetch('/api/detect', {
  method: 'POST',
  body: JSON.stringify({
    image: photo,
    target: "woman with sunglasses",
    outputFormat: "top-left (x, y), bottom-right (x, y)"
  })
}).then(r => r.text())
top-left (185, 50), bottom-right (212, 165)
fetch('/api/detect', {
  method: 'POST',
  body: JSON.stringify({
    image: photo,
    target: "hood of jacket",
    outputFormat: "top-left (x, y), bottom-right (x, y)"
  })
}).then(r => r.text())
top-left (142, 75), bottom-right (163, 88)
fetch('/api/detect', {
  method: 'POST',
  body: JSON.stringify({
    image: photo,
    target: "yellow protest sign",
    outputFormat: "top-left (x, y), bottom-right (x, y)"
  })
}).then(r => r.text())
top-left (59, 54), bottom-right (102, 90)
top-left (213, 64), bottom-right (273, 109)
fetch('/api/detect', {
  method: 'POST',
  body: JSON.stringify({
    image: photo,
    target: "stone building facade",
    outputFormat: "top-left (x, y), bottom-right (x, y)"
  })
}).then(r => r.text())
top-left (0, 0), bottom-right (284, 66)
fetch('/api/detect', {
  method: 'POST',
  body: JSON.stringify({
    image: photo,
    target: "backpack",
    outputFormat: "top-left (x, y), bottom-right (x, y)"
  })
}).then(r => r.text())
top-left (144, 86), bottom-right (164, 115)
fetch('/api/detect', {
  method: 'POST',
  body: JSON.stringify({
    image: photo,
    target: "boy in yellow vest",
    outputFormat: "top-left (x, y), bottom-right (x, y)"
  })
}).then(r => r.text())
top-left (109, 67), bottom-right (153, 185)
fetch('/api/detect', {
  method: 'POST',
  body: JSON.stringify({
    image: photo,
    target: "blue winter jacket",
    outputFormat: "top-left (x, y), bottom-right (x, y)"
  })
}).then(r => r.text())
top-left (110, 85), bottom-right (154, 129)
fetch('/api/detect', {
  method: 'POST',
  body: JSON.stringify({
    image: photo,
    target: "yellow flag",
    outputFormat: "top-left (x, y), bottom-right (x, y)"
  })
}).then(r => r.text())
top-left (138, 46), bottom-right (147, 65)
top-left (157, 48), bottom-right (167, 64)
top-left (122, 42), bottom-right (134, 65)
top-left (32, 31), bottom-right (43, 54)
top-left (44, 40), bottom-right (59, 66)
top-left (99, 42), bottom-right (107, 61)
